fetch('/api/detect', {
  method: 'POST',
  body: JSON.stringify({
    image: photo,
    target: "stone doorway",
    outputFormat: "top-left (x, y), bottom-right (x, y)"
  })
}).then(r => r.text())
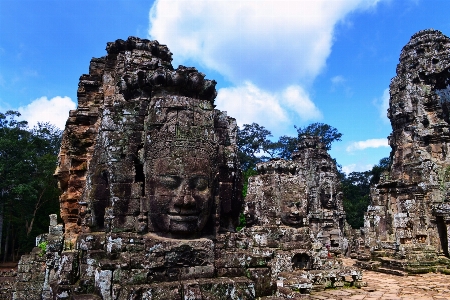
top-left (436, 216), bottom-right (449, 256)
top-left (292, 253), bottom-right (311, 270)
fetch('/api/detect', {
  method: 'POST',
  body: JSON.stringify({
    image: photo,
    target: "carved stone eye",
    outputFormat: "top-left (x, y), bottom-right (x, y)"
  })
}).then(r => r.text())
top-left (158, 176), bottom-right (181, 190)
top-left (288, 202), bottom-right (300, 208)
top-left (190, 176), bottom-right (209, 191)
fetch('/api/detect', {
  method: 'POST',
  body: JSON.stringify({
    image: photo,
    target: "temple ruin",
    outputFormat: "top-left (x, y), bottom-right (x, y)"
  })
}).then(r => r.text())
top-left (10, 29), bottom-right (450, 299)
top-left (359, 29), bottom-right (450, 274)
top-left (11, 37), bottom-right (362, 300)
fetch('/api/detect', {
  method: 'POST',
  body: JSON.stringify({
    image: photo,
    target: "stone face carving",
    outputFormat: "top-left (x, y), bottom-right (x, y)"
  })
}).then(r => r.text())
top-left (13, 37), bottom-right (364, 300)
top-left (279, 186), bottom-right (308, 227)
top-left (14, 37), bottom-right (254, 300)
top-left (245, 137), bottom-right (346, 252)
top-left (232, 137), bottom-right (363, 297)
top-left (52, 37), bottom-right (242, 242)
top-left (359, 29), bottom-right (450, 274)
top-left (144, 98), bottom-right (220, 238)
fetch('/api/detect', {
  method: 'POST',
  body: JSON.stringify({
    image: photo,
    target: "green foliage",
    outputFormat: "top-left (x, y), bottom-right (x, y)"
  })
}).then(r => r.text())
top-left (341, 171), bottom-right (371, 229)
top-left (0, 111), bottom-right (62, 261)
top-left (295, 122), bottom-right (342, 151)
top-left (242, 168), bottom-right (258, 198)
top-left (237, 123), bottom-right (274, 170)
top-left (341, 157), bottom-right (391, 229)
top-left (37, 241), bottom-right (47, 257)
top-left (370, 156), bottom-right (391, 185)
top-left (237, 122), bottom-right (343, 167)
top-left (273, 135), bottom-right (298, 160)
top-left (274, 123), bottom-right (343, 159)
top-left (236, 168), bottom-right (257, 231)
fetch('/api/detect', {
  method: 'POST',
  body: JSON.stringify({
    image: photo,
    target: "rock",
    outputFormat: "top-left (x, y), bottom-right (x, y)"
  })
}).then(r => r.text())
top-left (234, 136), bottom-right (362, 294)
top-left (360, 29), bottom-right (450, 273)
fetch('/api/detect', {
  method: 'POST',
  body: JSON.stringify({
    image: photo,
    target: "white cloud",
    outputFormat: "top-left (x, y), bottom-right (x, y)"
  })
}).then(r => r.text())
top-left (374, 88), bottom-right (390, 123)
top-left (215, 82), bottom-right (288, 129)
top-left (215, 82), bottom-right (321, 134)
top-left (342, 163), bottom-right (374, 174)
top-left (148, 0), bottom-right (381, 89)
top-left (331, 75), bottom-right (346, 85)
top-left (18, 96), bottom-right (76, 129)
top-left (281, 85), bottom-right (322, 121)
top-left (346, 138), bottom-right (389, 152)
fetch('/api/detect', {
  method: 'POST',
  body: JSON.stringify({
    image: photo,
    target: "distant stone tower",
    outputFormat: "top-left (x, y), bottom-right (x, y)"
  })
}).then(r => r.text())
top-left (237, 137), bottom-right (363, 297)
top-left (362, 29), bottom-right (450, 274)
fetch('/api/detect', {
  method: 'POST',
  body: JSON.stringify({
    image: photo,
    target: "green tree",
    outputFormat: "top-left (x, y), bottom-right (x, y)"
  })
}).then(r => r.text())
top-left (237, 123), bottom-right (274, 170)
top-left (341, 157), bottom-right (391, 229)
top-left (295, 122), bottom-right (342, 151)
top-left (341, 171), bottom-right (371, 229)
top-left (273, 123), bottom-right (343, 159)
top-left (274, 135), bottom-right (298, 160)
top-left (370, 156), bottom-right (391, 185)
top-left (0, 111), bottom-right (61, 261)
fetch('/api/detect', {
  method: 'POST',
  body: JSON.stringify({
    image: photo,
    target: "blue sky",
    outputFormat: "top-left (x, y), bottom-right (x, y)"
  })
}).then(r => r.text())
top-left (1, 0), bottom-right (450, 173)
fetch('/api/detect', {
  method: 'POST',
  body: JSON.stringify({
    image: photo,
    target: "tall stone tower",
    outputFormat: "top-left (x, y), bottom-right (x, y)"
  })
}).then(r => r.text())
top-left (363, 29), bottom-right (450, 273)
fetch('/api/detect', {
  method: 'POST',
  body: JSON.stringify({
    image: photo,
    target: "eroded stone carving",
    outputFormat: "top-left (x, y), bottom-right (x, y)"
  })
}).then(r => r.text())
top-left (228, 137), bottom-right (364, 297)
top-left (14, 37), bottom-right (252, 300)
top-left (13, 37), bottom-right (365, 300)
top-left (358, 29), bottom-right (450, 274)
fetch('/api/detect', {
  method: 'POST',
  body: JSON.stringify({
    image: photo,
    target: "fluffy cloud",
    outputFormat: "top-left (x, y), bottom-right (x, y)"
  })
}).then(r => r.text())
top-left (18, 96), bottom-right (76, 129)
top-left (342, 163), bottom-right (374, 174)
top-left (149, 0), bottom-right (380, 89)
top-left (282, 86), bottom-right (322, 121)
top-left (346, 138), bottom-right (389, 152)
top-left (215, 82), bottom-right (321, 134)
top-left (374, 88), bottom-right (390, 123)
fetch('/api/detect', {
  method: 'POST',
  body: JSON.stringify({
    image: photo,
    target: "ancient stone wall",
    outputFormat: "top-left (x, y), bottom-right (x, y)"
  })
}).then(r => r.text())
top-left (361, 29), bottom-right (450, 274)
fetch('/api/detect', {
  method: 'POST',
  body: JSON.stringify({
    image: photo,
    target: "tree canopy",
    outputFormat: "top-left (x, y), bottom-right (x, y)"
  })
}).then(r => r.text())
top-left (0, 111), bottom-right (62, 261)
top-left (295, 122), bottom-right (342, 151)
top-left (237, 122), bottom-right (343, 169)
top-left (237, 123), bottom-right (274, 170)
top-left (341, 157), bottom-right (391, 228)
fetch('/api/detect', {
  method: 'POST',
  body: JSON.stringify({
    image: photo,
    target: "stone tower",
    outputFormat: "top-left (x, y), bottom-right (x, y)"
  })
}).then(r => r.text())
top-left (237, 137), bottom-right (363, 297)
top-left (14, 37), bottom-right (251, 300)
top-left (362, 29), bottom-right (450, 273)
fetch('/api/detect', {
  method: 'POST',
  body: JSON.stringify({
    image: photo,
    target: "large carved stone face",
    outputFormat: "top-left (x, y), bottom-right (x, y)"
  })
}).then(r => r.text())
top-left (280, 197), bottom-right (307, 226)
top-left (149, 155), bottom-right (213, 235)
top-left (320, 184), bottom-right (336, 209)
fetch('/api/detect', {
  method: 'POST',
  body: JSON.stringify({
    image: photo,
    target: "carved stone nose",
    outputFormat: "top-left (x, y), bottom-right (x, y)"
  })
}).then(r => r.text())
top-left (174, 191), bottom-right (196, 209)
top-left (182, 194), bottom-right (196, 207)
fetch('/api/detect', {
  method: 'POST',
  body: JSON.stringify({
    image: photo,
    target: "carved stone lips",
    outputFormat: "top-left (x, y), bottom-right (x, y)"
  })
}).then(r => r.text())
top-left (169, 215), bottom-right (198, 221)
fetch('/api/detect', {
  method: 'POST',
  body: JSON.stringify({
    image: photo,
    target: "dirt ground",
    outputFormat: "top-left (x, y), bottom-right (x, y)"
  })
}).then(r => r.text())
top-left (311, 259), bottom-right (450, 300)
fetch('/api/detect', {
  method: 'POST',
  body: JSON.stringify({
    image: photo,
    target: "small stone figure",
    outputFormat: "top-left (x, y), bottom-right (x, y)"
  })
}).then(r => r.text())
top-left (319, 183), bottom-right (336, 209)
